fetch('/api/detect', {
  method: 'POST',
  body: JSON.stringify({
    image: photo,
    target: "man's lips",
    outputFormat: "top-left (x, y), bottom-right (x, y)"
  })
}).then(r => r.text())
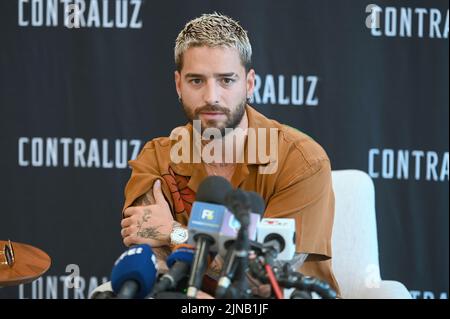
top-left (200, 112), bottom-right (226, 118)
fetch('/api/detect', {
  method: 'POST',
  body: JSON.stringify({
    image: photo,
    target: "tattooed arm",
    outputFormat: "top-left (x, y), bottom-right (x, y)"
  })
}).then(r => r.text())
top-left (121, 179), bottom-right (175, 273)
top-left (132, 186), bottom-right (156, 206)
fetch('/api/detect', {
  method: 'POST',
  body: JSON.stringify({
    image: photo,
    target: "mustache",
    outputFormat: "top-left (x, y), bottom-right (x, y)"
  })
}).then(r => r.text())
top-left (195, 104), bottom-right (231, 117)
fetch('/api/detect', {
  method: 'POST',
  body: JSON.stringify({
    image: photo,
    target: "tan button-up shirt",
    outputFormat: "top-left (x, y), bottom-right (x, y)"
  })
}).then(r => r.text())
top-left (123, 105), bottom-right (340, 296)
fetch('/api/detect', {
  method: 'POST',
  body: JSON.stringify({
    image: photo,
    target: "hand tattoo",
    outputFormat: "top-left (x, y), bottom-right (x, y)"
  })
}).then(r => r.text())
top-left (137, 225), bottom-right (164, 240)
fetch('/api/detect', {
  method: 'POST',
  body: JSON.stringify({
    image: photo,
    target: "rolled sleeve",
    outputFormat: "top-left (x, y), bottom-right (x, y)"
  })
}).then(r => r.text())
top-left (265, 159), bottom-right (335, 260)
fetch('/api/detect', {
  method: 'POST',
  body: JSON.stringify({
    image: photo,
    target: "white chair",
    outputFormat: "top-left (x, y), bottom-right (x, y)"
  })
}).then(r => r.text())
top-left (331, 169), bottom-right (411, 299)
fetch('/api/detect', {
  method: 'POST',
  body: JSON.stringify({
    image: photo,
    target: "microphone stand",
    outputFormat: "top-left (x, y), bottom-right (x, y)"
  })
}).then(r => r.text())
top-left (232, 218), bottom-right (252, 298)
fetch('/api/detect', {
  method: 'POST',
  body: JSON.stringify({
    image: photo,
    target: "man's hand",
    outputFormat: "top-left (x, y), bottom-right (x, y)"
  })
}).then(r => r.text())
top-left (121, 179), bottom-right (174, 247)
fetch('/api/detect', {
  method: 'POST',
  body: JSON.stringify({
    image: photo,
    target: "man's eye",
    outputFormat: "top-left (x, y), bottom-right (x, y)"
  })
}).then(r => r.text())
top-left (189, 79), bottom-right (203, 85)
top-left (222, 78), bottom-right (235, 85)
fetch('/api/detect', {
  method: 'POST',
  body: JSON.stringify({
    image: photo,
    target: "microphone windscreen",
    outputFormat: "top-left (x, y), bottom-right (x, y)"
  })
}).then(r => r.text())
top-left (166, 246), bottom-right (195, 268)
top-left (196, 176), bottom-right (233, 204)
top-left (225, 189), bottom-right (250, 214)
top-left (110, 244), bottom-right (158, 299)
top-left (246, 191), bottom-right (265, 216)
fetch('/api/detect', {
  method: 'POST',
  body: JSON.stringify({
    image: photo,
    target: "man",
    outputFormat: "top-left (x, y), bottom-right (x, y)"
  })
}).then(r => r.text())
top-left (120, 13), bottom-right (340, 297)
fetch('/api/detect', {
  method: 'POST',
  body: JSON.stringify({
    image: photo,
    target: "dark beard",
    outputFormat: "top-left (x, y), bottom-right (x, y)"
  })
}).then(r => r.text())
top-left (182, 99), bottom-right (247, 137)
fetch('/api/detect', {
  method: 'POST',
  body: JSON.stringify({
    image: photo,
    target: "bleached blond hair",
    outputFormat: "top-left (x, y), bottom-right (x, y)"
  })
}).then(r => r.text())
top-left (175, 13), bottom-right (252, 71)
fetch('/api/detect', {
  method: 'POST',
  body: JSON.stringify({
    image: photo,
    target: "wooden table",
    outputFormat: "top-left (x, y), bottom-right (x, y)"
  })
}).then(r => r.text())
top-left (0, 240), bottom-right (51, 287)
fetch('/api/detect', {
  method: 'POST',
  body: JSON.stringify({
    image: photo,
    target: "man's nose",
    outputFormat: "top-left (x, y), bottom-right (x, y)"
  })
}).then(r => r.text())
top-left (203, 80), bottom-right (220, 105)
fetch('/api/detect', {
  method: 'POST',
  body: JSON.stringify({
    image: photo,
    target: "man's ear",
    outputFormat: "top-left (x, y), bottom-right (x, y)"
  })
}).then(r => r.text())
top-left (175, 70), bottom-right (181, 98)
top-left (246, 69), bottom-right (255, 98)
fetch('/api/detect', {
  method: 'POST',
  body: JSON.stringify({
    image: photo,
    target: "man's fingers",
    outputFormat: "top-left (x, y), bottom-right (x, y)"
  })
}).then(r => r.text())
top-left (123, 207), bottom-right (136, 218)
top-left (120, 217), bottom-right (133, 228)
top-left (123, 235), bottom-right (135, 247)
top-left (123, 233), bottom-right (143, 247)
top-left (121, 226), bottom-right (137, 238)
top-left (152, 179), bottom-right (168, 206)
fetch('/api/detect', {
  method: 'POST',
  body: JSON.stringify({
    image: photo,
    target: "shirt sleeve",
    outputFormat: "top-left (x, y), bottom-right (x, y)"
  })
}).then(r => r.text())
top-left (264, 158), bottom-right (335, 260)
top-left (263, 139), bottom-right (341, 296)
top-left (122, 143), bottom-right (162, 213)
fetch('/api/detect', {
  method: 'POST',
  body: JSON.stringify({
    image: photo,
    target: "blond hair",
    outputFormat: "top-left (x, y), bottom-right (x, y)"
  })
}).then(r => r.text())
top-left (175, 13), bottom-right (252, 71)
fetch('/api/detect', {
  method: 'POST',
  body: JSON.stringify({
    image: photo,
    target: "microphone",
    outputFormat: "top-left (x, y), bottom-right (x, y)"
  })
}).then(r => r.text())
top-left (257, 218), bottom-right (296, 261)
top-left (217, 191), bottom-right (263, 257)
top-left (151, 244), bottom-right (195, 295)
top-left (186, 176), bottom-right (233, 298)
top-left (247, 191), bottom-right (266, 217)
top-left (110, 244), bottom-right (158, 299)
top-left (226, 189), bottom-right (251, 226)
top-left (215, 191), bottom-right (266, 298)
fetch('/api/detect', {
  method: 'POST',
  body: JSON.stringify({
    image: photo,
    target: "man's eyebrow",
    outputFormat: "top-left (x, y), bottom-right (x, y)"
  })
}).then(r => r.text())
top-left (185, 73), bottom-right (205, 78)
top-left (215, 72), bottom-right (239, 78)
top-left (184, 73), bottom-right (239, 78)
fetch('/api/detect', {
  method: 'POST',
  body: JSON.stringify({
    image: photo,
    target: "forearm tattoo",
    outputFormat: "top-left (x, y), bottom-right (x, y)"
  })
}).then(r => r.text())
top-left (132, 188), bottom-right (156, 206)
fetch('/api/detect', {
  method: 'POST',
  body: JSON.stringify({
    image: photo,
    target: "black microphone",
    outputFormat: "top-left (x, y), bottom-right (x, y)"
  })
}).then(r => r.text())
top-left (226, 189), bottom-right (251, 226)
top-left (216, 191), bottom-right (265, 298)
top-left (186, 176), bottom-right (233, 298)
top-left (246, 191), bottom-right (266, 217)
top-left (233, 191), bottom-right (266, 297)
top-left (151, 244), bottom-right (195, 296)
top-left (110, 244), bottom-right (158, 299)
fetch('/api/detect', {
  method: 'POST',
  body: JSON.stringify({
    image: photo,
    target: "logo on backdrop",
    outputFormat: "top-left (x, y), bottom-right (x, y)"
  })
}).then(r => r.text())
top-left (365, 4), bottom-right (449, 39)
top-left (368, 148), bottom-right (449, 182)
top-left (17, 137), bottom-right (142, 169)
top-left (410, 290), bottom-right (448, 299)
top-left (251, 74), bottom-right (319, 107)
top-left (18, 274), bottom-right (109, 299)
top-left (17, 0), bottom-right (144, 29)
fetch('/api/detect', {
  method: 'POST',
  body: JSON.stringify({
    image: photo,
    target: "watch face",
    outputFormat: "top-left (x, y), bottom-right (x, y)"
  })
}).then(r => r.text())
top-left (171, 228), bottom-right (188, 245)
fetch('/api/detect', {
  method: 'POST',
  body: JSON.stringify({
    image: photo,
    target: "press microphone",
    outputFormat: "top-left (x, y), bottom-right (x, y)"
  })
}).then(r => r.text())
top-left (247, 191), bottom-right (266, 218)
top-left (217, 191), bottom-right (264, 257)
top-left (186, 176), bottom-right (233, 298)
top-left (151, 244), bottom-right (195, 295)
top-left (215, 191), bottom-right (266, 298)
top-left (226, 189), bottom-right (251, 226)
top-left (110, 244), bottom-right (158, 299)
top-left (257, 218), bottom-right (296, 261)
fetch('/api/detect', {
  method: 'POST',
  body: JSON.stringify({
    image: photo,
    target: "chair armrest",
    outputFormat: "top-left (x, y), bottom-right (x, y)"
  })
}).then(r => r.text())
top-left (358, 280), bottom-right (412, 299)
